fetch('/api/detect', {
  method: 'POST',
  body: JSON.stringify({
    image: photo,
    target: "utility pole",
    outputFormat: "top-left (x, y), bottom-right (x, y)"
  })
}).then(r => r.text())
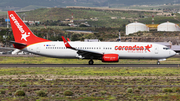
top-left (117, 30), bottom-right (121, 42)
top-left (7, 12), bottom-right (9, 28)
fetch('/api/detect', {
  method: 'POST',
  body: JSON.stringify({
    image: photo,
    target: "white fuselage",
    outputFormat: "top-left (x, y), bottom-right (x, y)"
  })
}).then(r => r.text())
top-left (22, 41), bottom-right (176, 60)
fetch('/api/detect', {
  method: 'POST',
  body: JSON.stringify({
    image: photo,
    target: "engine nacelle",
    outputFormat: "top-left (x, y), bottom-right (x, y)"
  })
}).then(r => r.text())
top-left (102, 54), bottom-right (119, 62)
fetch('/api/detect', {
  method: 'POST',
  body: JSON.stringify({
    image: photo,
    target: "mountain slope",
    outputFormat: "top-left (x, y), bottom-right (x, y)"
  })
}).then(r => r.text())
top-left (0, 0), bottom-right (174, 11)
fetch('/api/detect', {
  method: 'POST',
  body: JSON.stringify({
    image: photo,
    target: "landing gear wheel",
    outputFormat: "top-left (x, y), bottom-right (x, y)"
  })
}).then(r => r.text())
top-left (89, 60), bottom-right (94, 65)
top-left (157, 61), bottom-right (160, 65)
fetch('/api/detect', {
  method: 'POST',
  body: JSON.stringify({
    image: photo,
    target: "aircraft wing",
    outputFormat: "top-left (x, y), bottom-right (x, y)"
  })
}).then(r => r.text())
top-left (62, 36), bottom-right (103, 58)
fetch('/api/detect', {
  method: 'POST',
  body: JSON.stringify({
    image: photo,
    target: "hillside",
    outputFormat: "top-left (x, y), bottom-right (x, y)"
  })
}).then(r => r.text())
top-left (0, 0), bottom-right (175, 11)
top-left (0, 8), bottom-right (180, 44)
top-left (16, 8), bottom-right (146, 28)
top-left (16, 8), bottom-right (180, 27)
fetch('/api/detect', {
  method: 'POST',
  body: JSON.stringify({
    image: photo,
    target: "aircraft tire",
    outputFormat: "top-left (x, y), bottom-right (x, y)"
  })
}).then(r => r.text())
top-left (89, 60), bottom-right (94, 65)
top-left (157, 61), bottom-right (160, 65)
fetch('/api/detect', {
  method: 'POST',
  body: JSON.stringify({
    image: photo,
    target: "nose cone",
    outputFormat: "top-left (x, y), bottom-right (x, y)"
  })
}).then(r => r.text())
top-left (171, 50), bottom-right (176, 56)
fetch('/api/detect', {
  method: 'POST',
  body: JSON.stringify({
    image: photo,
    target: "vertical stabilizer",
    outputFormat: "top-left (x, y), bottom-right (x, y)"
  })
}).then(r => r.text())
top-left (8, 11), bottom-right (50, 46)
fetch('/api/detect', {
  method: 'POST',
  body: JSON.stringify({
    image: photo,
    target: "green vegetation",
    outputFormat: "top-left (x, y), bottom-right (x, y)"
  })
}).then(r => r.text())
top-left (163, 88), bottom-right (173, 93)
top-left (0, 8), bottom-right (179, 43)
top-left (0, 58), bottom-right (179, 100)
top-left (0, 11), bottom-right (7, 16)
top-left (14, 90), bottom-right (26, 96)
top-left (64, 90), bottom-right (74, 96)
top-left (139, 16), bottom-right (178, 24)
top-left (0, 56), bottom-right (180, 64)
top-left (0, 90), bottom-right (5, 94)
top-left (0, 6), bottom-right (180, 100)
top-left (0, 0), bottom-right (173, 11)
top-left (17, 8), bottom-right (179, 27)
top-left (0, 66), bottom-right (180, 76)
top-left (37, 90), bottom-right (47, 97)
top-left (127, 88), bottom-right (133, 93)
top-left (21, 83), bottom-right (27, 87)
top-left (0, 77), bottom-right (180, 100)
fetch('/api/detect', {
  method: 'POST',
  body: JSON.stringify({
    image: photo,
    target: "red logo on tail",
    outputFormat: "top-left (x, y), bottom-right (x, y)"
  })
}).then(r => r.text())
top-left (8, 11), bottom-right (50, 46)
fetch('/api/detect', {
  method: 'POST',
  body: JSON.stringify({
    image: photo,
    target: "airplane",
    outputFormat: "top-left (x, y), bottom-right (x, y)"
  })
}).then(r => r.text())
top-left (8, 11), bottom-right (176, 65)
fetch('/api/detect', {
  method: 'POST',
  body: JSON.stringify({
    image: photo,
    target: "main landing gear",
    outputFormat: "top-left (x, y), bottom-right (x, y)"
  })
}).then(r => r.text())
top-left (157, 61), bottom-right (160, 65)
top-left (89, 59), bottom-right (94, 65)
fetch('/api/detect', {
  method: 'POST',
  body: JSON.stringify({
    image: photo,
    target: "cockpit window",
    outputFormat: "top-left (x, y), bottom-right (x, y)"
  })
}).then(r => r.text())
top-left (163, 47), bottom-right (170, 50)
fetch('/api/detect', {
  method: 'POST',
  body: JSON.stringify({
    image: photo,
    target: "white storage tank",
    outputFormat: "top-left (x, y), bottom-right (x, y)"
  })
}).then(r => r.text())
top-left (126, 22), bottom-right (149, 35)
top-left (157, 21), bottom-right (180, 31)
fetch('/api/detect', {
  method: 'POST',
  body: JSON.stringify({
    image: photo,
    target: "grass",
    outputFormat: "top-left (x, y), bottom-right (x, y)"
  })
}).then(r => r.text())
top-left (0, 56), bottom-right (179, 77)
top-left (0, 56), bottom-right (180, 64)
top-left (0, 78), bottom-right (180, 100)
top-left (0, 56), bottom-right (179, 100)
top-left (0, 11), bottom-right (6, 16)
top-left (0, 66), bottom-right (180, 76)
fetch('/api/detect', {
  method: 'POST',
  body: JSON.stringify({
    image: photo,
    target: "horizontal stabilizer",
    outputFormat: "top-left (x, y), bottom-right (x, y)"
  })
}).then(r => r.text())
top-left (10, 41), bottom-right (27, 46)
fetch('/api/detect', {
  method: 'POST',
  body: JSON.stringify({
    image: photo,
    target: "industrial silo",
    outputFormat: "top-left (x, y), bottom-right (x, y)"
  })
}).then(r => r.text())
top-left (157, 21), bottom-right (180, 31)
top-left (126, 22), bottom-right (149, 35)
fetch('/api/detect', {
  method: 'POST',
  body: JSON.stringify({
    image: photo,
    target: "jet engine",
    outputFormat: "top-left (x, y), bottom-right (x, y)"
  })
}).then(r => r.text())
top-left (102, 54), bottom-right (119, 62)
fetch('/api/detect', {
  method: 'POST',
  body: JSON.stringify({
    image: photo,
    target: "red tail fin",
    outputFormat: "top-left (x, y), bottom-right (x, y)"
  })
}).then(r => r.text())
top-left (8, 11), bottom-right (50, 46)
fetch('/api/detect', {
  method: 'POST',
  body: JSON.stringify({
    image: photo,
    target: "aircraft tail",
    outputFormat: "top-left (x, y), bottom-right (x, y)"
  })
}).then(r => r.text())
top-left (8, 11), bottom-right (50, 48)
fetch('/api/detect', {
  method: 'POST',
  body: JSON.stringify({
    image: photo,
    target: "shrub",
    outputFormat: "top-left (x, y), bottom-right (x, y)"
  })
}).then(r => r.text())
top-left (37, 90), bottom-right (47, 97)
top-left (176, 88), bottom-right (180, 93)
top-left (100, 91), bottom-right (106, 95)
top-left (55, 93), bottom-right (59, 96)
top-left (21, 84), bottom-right (27, 87)
top-left (64, 90), bottom-right (73, 96)
top-left (8, 92), bottom-right (12, 95)
top-left (138, 86), bottom-right (142, 90)
top-left (134, 89), bottom-right (140, 93)
top-left (15, 90), bottom-right (25, 96)
top-left (0, 90), bottom-right (6, 94)
top-left (163, 88), bottom-right (173, 93)
top-left (127, 88), bottom-right (133, 93)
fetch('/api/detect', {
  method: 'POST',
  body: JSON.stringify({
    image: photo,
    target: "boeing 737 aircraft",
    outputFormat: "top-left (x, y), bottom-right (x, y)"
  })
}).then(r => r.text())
top-left (8, 11), bottom-right (176, 65)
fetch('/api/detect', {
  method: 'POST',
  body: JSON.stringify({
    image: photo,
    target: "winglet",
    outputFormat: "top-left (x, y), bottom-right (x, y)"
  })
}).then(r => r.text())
top-left (61, 36), bottom-right (72, 48)
top-left (67, 38), bottom-right (71, 42)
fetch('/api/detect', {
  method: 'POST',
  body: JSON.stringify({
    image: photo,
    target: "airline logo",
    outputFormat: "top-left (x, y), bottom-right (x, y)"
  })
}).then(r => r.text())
top-left (10, 14), bottom-right (30, 41)
top-left (21, 32), bottom-right (30, 41)
top-left (115, 44), bottom-right (152, 53)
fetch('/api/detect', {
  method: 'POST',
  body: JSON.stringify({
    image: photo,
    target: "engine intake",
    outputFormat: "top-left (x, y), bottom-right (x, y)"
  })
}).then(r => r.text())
top-left (102, 54), bottom-right (119, 62)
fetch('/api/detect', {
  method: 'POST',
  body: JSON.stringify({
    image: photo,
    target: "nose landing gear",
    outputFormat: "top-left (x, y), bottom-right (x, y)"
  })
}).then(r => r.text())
top-left (157, 59), bottom-right (166, 65)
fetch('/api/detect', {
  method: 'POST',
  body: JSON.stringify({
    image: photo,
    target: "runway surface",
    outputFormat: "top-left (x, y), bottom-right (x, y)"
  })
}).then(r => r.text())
top-left (0, 64), bottom-right (180, 67)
